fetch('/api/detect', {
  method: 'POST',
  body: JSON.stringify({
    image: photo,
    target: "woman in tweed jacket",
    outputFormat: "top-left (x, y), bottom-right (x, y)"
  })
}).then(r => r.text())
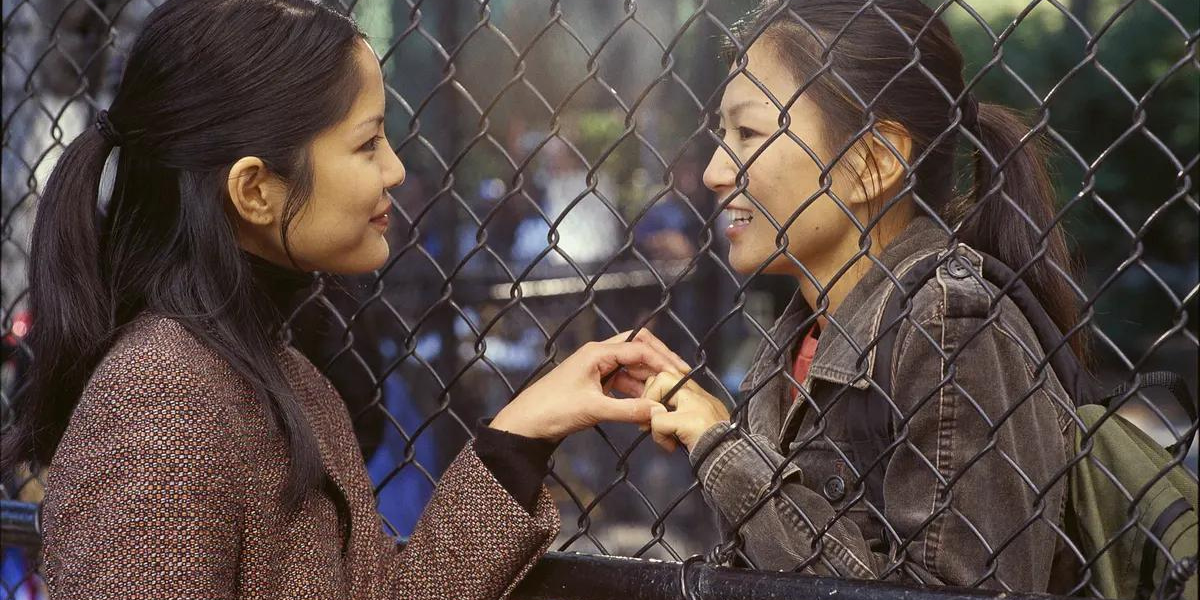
top-left (0, 0), bottom-right (689, 597)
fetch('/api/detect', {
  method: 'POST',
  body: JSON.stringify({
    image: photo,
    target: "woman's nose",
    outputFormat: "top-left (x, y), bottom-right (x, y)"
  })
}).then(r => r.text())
top-left (383, 141), bottom-right (406, 189)
top-left (702, 144), bottom-right (736, 194)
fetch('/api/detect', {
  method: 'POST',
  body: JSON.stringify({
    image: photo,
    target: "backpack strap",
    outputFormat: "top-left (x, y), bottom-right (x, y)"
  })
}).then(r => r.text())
top-left (975, 254), bottom-right (1102, 404)
top-left (1100, 371), bottom-right (1197, 431)
top-left (847, 254), bottom-right (942, 514)
top-left (844, 386), bottom-right (894, 518)
top-left (1137, 497), bottom-right (1195, 600)
top-left (849, 249), bottom-right (1102, 515)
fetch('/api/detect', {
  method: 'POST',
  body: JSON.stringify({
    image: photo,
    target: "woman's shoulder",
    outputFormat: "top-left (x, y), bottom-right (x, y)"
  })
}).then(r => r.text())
top-left (44, 318), bottom-right (254, 552)
top-left (68, 316), bottom-right (249, 440)
top-left (899, 246), bottom-right (1049, 354)
top-left (91, 315), bottom-right (238, 391)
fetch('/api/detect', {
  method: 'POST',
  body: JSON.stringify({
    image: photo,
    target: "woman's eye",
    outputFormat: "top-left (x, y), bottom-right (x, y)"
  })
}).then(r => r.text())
top-left (736, 127), bottom-right (758, 140)
top-left (360, 135), bottom-right (383, 153)
top-left (708, 125), bottom-right (757, 141)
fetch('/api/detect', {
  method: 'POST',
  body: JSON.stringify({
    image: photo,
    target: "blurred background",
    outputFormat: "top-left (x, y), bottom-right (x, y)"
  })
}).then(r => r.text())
top-left (2, 0), bottom-right (1197, 596)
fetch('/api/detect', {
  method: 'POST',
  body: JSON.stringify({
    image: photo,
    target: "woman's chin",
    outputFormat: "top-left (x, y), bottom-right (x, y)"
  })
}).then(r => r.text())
top-left (322, 239), bottom-right (391, 275)
top-left (357, 242), bottom-right (391, 273)
top-left (729, 246), bottom-right (797, 277)
top-left (727, 247), bottom-right (763, 275)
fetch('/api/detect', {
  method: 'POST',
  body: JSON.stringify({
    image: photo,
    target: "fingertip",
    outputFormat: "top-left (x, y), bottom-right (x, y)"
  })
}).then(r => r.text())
top-left (634, 399), bottom-right (661, 422)
top-left (636, 329), bottom-right (689, 370)
top-left (594, 394), bottom-right (660, 424)
top-left (658, 370), bottom-right (683, 386)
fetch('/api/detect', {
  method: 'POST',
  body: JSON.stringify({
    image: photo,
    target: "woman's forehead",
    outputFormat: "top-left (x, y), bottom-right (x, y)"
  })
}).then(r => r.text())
top-left (721, 45), bottom-right (798, 115)
top-left (344, 44), bottom-right (386, 120)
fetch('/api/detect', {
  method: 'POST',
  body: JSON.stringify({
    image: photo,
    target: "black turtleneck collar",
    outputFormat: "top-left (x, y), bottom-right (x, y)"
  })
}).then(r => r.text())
top-left (242, 251), bottom-right (315, 321)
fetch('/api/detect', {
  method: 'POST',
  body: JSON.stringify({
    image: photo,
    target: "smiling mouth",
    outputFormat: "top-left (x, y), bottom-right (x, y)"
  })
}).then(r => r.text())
top-left (724, 207), bottom-right (753, 228)
top-left (372, 195), bottom-right (394, 223)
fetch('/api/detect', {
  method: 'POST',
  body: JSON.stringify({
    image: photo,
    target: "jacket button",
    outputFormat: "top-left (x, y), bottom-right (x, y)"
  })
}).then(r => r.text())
top-left (823, 476), bottom-right (847, 502)
top-left (946, 256), bottom-right (972, 279)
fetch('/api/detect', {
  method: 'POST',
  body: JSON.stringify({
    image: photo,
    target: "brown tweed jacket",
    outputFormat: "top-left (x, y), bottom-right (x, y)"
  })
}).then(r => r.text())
top-left (41, 316), bottom-right (560, 599)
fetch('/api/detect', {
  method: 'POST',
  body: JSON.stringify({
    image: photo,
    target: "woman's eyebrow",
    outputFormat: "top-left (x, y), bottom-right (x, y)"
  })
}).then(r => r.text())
top-left (355, 115), bottom-right (384, 131)
top-left (722, 100), bottom-right (768, 121)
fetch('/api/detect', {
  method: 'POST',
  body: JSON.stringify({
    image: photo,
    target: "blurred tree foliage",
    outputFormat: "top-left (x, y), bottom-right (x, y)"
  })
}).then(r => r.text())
top-left (942, 0), bottom-right (1198, 369)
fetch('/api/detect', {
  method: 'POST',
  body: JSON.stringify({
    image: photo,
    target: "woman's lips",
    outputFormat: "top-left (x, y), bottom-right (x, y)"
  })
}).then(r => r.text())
top-left (370, 212), bottom-right (390, 232)
top-left (722, 206), bottom-right (753, 239)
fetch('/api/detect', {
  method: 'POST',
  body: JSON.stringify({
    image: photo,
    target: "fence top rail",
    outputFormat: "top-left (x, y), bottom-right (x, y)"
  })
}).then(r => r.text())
top-left (0, 500), bottom-right (1095, 600)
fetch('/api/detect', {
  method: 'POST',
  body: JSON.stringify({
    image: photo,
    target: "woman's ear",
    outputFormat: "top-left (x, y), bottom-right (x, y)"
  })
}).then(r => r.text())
top-left (846, 121), bottom-right (913, 205)
top-left (226, 156), bottom-right (280, 227)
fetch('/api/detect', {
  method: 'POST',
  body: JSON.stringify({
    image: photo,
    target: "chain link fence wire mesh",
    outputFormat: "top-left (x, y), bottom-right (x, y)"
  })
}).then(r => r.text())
top-left (1, 0), bottom-right (1197, 597)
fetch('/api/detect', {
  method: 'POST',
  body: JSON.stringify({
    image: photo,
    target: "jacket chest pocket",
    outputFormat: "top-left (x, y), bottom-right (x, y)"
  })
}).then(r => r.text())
top-left (785, 439), bottom-right (887, 545)
top-left (784, 439), bottom-right (857, 505)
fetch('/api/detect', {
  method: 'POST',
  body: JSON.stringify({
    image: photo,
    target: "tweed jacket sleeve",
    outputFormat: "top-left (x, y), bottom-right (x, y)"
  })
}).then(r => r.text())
top-left (384, 446), bottom-right (560, 599)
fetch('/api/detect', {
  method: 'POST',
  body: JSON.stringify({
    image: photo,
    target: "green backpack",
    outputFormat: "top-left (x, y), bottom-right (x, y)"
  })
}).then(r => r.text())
top-left (1072, 399), bottom-right (1196, 599)
top-left (846, 251), bottom-right (1198, 598)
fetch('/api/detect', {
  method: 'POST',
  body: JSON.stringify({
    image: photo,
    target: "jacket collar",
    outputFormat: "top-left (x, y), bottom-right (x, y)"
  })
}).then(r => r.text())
top-left (742, 216), bottom-right (955, 394)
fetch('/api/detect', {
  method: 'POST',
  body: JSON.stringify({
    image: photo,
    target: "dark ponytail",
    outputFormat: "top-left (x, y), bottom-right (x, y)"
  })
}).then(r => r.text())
top-left (960, 103), bottom-right (1086, 359)
top-left (5, 127), bottom-right (115, 465)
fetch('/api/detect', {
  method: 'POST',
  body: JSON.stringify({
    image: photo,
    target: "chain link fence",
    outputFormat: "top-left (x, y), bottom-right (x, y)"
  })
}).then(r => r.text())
top-left (2, 0), bottom-right (1197, 598)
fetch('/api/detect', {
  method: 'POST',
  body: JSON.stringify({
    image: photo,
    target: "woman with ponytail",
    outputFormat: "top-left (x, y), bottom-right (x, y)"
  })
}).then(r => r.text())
top-left (642, 0), bottom-right (1087, 591)
top-left (1, 0), bottom-right (687, 597)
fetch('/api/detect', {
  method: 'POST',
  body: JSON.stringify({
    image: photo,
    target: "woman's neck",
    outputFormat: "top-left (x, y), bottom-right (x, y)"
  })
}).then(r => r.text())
top-left (242, 250), bottom-right (314, 322)
top-left (795, 209), bottom-right (914, 328)
top-left (796, 249), bottom-right (872, 331)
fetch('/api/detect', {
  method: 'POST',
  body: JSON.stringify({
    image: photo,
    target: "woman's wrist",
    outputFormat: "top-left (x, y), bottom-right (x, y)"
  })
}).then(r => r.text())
top-left (473, 421), bottom-right (558, 513)
top-left (489, 408), bottom-right (550, 441)
top-left (687, 420), bottom-right (735, 464)
top-left (682, 417), bottom-right (728, 452)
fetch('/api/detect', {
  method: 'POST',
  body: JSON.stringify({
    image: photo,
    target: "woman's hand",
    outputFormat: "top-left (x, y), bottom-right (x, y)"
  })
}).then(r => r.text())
top-left (490, 330), bottom-right (691, 441)
top-left (644, 371), bottom-right (731, 453)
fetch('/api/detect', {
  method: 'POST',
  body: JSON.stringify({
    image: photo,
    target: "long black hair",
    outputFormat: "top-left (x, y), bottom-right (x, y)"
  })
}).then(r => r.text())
top-left (730, 0), bottom-right (1088, 361)
top-left (2, 0), bottom-right (366, 509)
